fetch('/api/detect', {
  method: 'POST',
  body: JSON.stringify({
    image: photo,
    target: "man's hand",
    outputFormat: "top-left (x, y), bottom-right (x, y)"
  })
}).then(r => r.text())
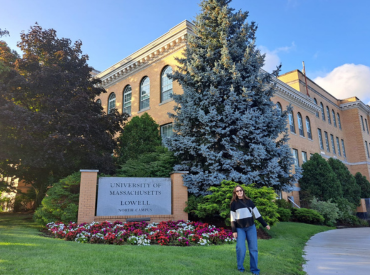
top-left (266, 225), bottom-right (270, 230)
top-left (233, 232), bottom-right (237, 239)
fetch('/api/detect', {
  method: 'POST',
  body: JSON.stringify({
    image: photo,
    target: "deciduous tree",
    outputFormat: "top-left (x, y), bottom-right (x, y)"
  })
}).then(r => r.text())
top-left (328, 158), bottom-right (361, 205)
top-left (355, 172), bottom-right (370, 198)
top-left (0, 25), bottom-right (126, 207)
top-left (115, 113), bottom-right (161, 165)
top-left (299, 154), bottom-right (342, 202)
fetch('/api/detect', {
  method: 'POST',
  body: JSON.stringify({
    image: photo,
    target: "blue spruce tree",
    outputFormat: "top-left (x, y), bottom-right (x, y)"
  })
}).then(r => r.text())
top-left (165, 0), bottom-right (300, 195)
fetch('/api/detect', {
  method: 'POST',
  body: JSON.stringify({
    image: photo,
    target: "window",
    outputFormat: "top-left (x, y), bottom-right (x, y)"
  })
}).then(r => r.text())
top-left (332, 109), bottom-right (337, 127)
top-left (108, 93), bottom-right (116, 114)
top-left (361, 115), bottom-right (365, 131)
top-left (318, 128), bottom-right (324, 150)
top-left (341, 139), bottom-right (346, 157)
top-left (289, 111), bottom-right (296, 133)
top-left (297, 112), bottom-right (304, 137)
top-left (302, 151), bottom-right (307, 164)
top-left (306, 116), bottom-right (312, 139)
top-left (337, 113), bottom-right (342, 129)
top-left (161, 66), bottom-right (173, 102)
top-left (161, 123), bottom-right (173, 140)
top-left (326, 106), bottom-right (331, 124)
top-left (292, 149), bottom-right (299, 168)
top-left (123, 85), bottom-right (132, 115)
top-left (365, 119), bottom-right (369, 134)
top-left (140, 77), bottom-right (150, 110)
top-left (324, 131), bottom-right (330, 152)
top-left (330, 134), bottom-right (336, 154)
top-left (320, 103), bottom-right (325, 120)
top-left (96, 99), bottom-right (101, 105)
top-left (276, 102), bottom-right (282, 114)
top-left (336, 137), bottom-right (341, 156)
top-left (314, 98), bottom-right (319, 117)
top-left (366, 141), bottom-right (370, 158)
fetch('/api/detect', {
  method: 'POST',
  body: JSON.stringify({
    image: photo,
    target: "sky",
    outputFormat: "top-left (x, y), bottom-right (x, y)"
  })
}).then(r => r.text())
top-left (1, 0), bottom-right (369, 104)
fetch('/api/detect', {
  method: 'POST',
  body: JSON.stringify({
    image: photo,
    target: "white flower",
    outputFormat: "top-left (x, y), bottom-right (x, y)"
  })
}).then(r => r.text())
top-left (198, 238), bottom-right (210, 246)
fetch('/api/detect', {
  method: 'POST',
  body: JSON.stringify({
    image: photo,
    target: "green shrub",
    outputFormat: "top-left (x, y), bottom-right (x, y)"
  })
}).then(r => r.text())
top-left (334, 197), bottom-right (357, 225)
top-left (310, 197), bottom-right (339, 226)
top-left (292, 208), bottom-right (324, 225)
top-left (345, 215), bottom-right (368, 227)
top-left (116, 146), bottom-right (177, 177)
top-left (277, 208), bottom-right (291, 222)
top-left (184, 194), bottom-right (205, 215)
top-left (195, 180), bottom-right (279, 228)
top-left (34, 172), bottom-right (80, 225)
top-left (275, 199), bottom-right (292, 209)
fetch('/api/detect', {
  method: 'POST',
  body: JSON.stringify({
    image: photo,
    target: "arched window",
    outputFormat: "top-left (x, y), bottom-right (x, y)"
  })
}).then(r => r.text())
top-left (96, 99), bottom-right (101, 105)
top-left (326, 106), bottom-right (331, 124)
top-left (320, 103), bottom-right (325, 120)
top-left (140, 77), bottom-right (150, 110)
top-left (161, 66), bottom-right (173, 102)
top-left (297, 112), bottom-right (304, 137)
top-left (332, 109), bottom-right (337, 127)
top-left (123, 85), bottom-right (132, 115)
top-left (314, 98), bottom-right (319, 117)
top-left (276, 102), bottom-right (282, 114)
top-left (337, 113), bottom-right (342, 129)
top-left (289, 111), bottom-right (296, 133)
top-left (108, 93), bottom-right (116, 114)
top-left (306, 116), bottom-right (312, 139)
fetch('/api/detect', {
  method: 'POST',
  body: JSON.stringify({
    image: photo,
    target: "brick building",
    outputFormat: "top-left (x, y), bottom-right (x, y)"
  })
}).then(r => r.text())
top-left (94, 20), bottom-right (370, 205)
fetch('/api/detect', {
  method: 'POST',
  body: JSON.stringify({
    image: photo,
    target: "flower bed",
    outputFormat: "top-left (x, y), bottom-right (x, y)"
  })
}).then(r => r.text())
top-left (45, 220), bottom-right (236, 246)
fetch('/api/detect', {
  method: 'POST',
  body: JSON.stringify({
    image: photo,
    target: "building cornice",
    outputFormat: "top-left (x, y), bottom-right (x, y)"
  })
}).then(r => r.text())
top-left (298, 79), bottom-right (341, 108)
top-left (96, 20), bottom-right (194, 89)
top-left (273, 78), bottom-right (320, 115)
top-left (340, 101), bottom-right (370, 115)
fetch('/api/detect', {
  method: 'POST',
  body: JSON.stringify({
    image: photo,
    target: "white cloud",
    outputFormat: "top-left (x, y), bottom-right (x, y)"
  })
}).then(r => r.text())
top-left (259, 46), bottom-right (281, 73)
top-left (313, 64), bottom-right (370, 104)
top-left (259, 43), bottom-right (295, 73)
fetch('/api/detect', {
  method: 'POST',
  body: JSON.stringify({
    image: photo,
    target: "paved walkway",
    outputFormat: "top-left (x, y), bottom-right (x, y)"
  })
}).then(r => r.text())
top-left (303, 227), bottom-right (370, 274)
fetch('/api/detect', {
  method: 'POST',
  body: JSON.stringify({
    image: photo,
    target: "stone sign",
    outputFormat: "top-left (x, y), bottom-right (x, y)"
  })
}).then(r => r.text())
top-left (96, 177), bottom-right (171, 216)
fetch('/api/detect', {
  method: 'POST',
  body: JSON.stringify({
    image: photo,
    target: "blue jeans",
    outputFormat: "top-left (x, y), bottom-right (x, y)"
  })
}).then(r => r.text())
top-left (236, 224), bottom-right (259, 274)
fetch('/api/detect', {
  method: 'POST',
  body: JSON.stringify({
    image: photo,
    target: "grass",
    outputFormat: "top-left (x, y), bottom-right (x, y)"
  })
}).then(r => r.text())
top-left (0, 213), bottom-right (332, 275)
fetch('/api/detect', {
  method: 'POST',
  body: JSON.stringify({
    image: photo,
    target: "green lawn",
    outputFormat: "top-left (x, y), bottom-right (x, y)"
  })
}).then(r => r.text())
top-left (0, 213), bottom-right (332, 275)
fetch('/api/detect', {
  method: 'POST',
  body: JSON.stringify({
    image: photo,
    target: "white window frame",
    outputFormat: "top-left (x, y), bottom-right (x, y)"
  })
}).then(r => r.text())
top-left (161, 66), bottom-right (173, 102)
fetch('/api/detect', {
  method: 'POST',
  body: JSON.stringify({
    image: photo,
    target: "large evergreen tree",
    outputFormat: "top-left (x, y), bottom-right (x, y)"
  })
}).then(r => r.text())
top-left (0, 25), bottom-right (125, 207)
top-left (355, 172), bottom-right (370, 198)
top-left (328, 158), bottom-right (361, 205)
top-left (300, 154), bottom-right (342, 202)
top-left (165, 0), bottom-right (299, 195)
